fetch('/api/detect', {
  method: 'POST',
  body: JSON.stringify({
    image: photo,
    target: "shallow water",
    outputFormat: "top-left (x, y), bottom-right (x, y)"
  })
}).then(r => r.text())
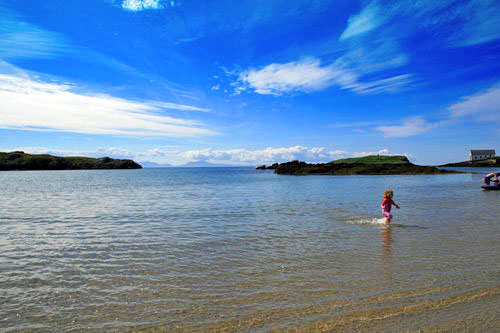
top-left (0, 167), bottom-right (499, 332)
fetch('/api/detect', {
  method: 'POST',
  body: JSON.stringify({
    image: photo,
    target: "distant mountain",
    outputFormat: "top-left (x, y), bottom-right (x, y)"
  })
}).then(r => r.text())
top-left (178, 160), bottom-right (239, 167)
top-left (139, 161), bottom-right (173, 168)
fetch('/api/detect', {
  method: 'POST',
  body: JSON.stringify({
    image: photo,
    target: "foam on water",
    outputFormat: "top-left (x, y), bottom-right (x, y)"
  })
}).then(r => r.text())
top-left (346, 217), bottom-right (387, 225)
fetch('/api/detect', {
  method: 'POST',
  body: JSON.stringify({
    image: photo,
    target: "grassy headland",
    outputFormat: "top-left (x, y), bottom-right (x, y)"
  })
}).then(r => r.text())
top-left (0, 151), bottom-right (142, 171)
top-left (257, 155), bottom-right (460, 175)
top-left (331, 155), bottom-right (410, 164)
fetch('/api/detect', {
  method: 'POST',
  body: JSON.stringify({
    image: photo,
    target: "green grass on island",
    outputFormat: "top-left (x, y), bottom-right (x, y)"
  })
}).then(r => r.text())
top-left (331, 155), bottom-right (410, 164)
top-left (271, 155), bottom-right (462, 175)
top-left (0, 151), bottom-right (142, 170)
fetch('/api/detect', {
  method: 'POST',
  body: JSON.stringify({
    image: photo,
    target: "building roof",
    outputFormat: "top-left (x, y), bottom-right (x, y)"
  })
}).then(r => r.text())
top-left (470, 149), bottom-right (496, 155)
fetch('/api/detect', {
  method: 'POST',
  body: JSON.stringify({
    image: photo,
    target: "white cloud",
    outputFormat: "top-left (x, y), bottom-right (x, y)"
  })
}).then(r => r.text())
top-left (155, 146), bottom-right (411, 164)
top-left (352, 148), bottom-right (389, 157)
top-left (175, 146), bottom-right (331, 162)
top-left (0, 8), bottom-right (152, 78)
top-left (436, 0), bottom-right (500, 47)
top-left (341, 0), bottom-right (500, 48)
top-left (238, 59), bottom-right (337, 95)
top-left (340, 2), bottom-right (386, 40)
top-left (148, 101), bottom-right (210, 112)
top-left (376, 116), bottom-right (438, 138)
top-left (156, 146), bottom-right (345, 164)
top-left (0, 7), bottom-right (73, 60)
top-left (334, 40), bottom-right (409, 74)
top-left (449, 85), bottom-right (500, 122)
top-left (374, 83), bottom-right (500, 138)
top-left (0, 74), bottom-right (217, 137)
top-left (172, 146), bottom-right (399, 164)
top-left (122, 0), bottom-right (163, 11)
top-left (233, 16), bottom-right (414, 97)
top-left (344, 74), bottom-right (413, 95)
top-left (8, 146), bottom-right (179, 160)
top-left (238, 58), bottom-right (413, 96)
top-left (6, 147), bottom-right (89, 157)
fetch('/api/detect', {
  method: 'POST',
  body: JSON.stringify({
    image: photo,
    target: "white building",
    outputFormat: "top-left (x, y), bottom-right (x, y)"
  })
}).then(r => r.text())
top-left (469, 149), bottom-right (496, 161)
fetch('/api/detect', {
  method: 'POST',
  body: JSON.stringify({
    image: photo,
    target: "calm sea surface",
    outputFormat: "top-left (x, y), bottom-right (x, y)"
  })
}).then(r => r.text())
top-left (1, 167), bottom-right (499, 332)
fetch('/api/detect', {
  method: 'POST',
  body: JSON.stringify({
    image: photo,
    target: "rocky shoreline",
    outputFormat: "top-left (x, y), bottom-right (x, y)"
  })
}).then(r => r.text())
top-left (0, 151), bottom-right (142, 171)
top-left (439, 157), bottom-right (500, 167)
top-left (257, 155), bottom-right (461, 175)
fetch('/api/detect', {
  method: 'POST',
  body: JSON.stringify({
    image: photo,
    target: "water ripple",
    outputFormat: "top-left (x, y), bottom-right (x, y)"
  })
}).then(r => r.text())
top-left (0, 168), bottom-right (498, 331)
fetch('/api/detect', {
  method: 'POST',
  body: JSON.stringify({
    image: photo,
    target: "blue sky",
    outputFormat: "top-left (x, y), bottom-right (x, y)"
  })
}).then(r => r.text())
top-left (1, 0), bottom-right (499, 165)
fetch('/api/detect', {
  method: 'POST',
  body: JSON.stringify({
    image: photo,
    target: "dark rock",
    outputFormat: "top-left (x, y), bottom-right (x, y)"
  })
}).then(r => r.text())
top-left (256, 163), bottom-right (279, 170)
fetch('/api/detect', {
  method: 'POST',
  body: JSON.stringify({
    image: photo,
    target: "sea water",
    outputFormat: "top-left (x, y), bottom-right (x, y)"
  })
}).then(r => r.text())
top-left (0, 167), bottom-right (499, 332)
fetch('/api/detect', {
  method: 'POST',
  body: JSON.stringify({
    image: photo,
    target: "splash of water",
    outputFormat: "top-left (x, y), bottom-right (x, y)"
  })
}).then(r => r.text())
top-left (345, 217), bottom-right (388, 225)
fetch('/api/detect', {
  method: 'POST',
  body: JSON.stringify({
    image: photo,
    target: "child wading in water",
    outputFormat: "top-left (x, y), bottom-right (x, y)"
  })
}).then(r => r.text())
top-left (381, 189), bottom-right (400, 224)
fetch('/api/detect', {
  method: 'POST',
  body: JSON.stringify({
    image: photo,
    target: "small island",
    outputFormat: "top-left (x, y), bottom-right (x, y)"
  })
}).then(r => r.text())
top-left (0, 151), bottom-right (142, 171)
top-left (257, 155), bottom-right (460, 175)
top-left (439, 156), bottom-right (500, 167)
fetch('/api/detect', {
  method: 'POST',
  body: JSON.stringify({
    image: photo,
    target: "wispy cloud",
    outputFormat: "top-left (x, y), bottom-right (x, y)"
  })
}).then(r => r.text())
top-left (148, 101), bottom-right (210, 112)
top-left (340, 0), bottom-right (500, 47)
top-left (237, 58), bottom-right (413, 96)
top-left (236, 21), bottom-right (413, 97)
top-left (333, 40), bottom-right (409, 76)
top-left (0, 6), bottom-right (149, 78)
top-left (340, 2), bottom-right (386, 40)
top-left (238, 59), bottom-right (337, 95)
top-left (346, 74), bottom-right (413, 94)
top-left (122, 0), bottom-right (163, 11)
top-left (430, 0), bottom-right (500, 47)
top-left (328, 121), bottom-right (383, 129)
top-left (376, 116), bottom-right (442, 138)
top-left (375, 82), bottom-right (500, 138)
top-left (0, 74), bottom-right (217, 137)
top-left (0, 6), bottom-right (73, 60)
top-left (449, 84), bottom-right (500, 122)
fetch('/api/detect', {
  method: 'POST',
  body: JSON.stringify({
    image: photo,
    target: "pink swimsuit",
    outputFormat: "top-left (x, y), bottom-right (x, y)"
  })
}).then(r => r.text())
top-left (381, 198), bottom-right (394, 219)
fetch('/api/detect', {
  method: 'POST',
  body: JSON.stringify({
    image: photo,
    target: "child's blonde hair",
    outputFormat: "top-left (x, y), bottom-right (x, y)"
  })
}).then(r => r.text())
top-left (384, 189), bottom-right (394, 198)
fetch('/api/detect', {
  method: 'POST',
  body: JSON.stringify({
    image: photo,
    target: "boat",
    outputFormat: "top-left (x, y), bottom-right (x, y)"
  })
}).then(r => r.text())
top-left (481, 185), bottom-right (500, 190)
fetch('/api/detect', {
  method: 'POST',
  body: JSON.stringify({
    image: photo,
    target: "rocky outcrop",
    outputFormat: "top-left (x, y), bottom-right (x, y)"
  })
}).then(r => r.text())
top-left (440, 157), bottom-right (500, 167)
top-left (256, 163), bottom-right (279, 170)
top-left (0, 151), bottom-right (142, 171)
top-left (264, 156), bottom-right (460, 175)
